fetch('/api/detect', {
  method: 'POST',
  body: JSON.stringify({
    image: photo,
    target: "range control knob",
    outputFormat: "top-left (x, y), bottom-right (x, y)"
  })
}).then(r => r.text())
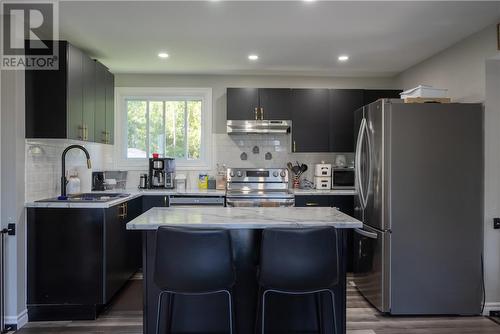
top-left (280, 170), bottom-right (287, 177)
top-left (272, 171), bottom-right (279, 177)
top-left (236, 170), bottom-right (243, 177)
top-left (229, 171), bottom-right (235, 177)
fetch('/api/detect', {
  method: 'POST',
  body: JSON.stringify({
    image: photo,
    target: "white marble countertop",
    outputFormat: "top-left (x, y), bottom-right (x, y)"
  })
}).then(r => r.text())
top-left (126, 207), bottom-right (362, 230)
top-left (25, 189), bottom-right (226, 209)
top-left (25, 188), bottom-right (354, 209)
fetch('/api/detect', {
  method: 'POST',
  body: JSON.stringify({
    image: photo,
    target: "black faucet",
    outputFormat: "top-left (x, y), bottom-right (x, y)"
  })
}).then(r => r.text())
top-left (60, 145), bottom-right (92, 198)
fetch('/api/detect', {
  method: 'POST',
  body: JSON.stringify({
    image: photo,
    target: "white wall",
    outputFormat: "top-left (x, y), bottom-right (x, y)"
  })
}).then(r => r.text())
top-left (484, 58), bottom-right (500, 312)
top-left (397, 23), bottom-right (500, 312)
top-left (1, 69), bottom-right (28, 327)
top-left (397, 24), bottom-right (498, 102)
top-left (115, 73), bottom-right (398, 134)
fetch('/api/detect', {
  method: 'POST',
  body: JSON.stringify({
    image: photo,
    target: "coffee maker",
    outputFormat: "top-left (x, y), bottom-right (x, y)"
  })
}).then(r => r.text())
top-left (149, 156), bottom-right (175, 189)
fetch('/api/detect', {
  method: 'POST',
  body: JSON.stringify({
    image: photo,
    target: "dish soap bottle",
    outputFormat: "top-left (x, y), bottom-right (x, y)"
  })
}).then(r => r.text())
top-left (67, 171), bottom-right (81, 195)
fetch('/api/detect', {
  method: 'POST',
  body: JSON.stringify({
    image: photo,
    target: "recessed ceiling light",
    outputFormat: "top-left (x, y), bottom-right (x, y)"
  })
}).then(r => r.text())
top-left (158, 52), bottom-right (169, 59)
top-left (338, 55), bottom-right (349, 62)
top-left (304, 0), bottom-right (316, 2)
top-left (248, 54), bottom-right (259, 61)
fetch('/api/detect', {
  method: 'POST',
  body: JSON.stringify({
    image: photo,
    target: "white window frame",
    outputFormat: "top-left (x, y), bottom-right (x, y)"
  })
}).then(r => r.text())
top-left (115, 87), bottom-right (213, 170)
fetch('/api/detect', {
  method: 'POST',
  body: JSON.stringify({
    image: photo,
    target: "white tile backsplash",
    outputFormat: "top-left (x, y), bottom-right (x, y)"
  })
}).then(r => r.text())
top-left (25, 139), bottom-right (114, 201)
top-left (25, 134), bottom-right (353, 200)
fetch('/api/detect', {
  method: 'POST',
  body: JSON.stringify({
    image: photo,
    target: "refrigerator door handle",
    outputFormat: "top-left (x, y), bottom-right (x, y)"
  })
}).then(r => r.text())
top-left (363, 121), bottom-right (372, 209)
top-left (355, 117), bottom-right (367, 209)
top-left (354, 228), bottom-right (378, 239)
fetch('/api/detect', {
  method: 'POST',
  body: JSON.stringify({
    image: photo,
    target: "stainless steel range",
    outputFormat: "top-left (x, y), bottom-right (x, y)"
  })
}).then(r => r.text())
top-left (226, 168), bottom-right (294, 207)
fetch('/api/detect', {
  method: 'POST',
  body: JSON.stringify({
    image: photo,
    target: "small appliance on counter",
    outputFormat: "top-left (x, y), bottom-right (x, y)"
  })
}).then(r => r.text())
top-left (314, 161), bottom-right (331, 190)
top-left (332, 167), bottom-right (355, 189)
top-left (149, 154), bottom-right (175, 189)
top-left (139, 174), bottom-right (148, 189)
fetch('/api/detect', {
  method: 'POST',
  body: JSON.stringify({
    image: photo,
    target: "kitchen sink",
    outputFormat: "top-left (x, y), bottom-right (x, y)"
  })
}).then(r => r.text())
top-left (36, 193), bottom-right (131, 203)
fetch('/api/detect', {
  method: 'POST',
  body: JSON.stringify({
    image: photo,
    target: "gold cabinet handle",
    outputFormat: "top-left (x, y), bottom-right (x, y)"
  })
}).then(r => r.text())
top-left (306, 202), bottom-right (319, 206)
top-left (293, 140), bottom-right (297, 152)
top-left (118, 203), bottom-right (126, 218)
top-left (84, 125), bottom-right (89, 141)
top-left (78, 125), bottom-right (84, 140)
top-left (260, 107), bottom-right (264, 120)
top-left (164, 196), bottom-right (168, 207)
top-left (254, 107), bottom-right (259, 120)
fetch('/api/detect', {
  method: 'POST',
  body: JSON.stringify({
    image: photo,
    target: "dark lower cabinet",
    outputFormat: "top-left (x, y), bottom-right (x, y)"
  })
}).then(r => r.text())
top-left (294, 195), bottom-right (354, 215)
top-left (295, 195), bottom-right (355, 273)
top-left (27, 198), bottom-right (142, 321)
top-left (142, 195), bottom-right (169, 212)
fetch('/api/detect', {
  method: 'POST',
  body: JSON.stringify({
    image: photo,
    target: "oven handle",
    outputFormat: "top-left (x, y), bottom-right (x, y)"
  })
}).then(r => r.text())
top-left (354, 228), bottom-right (378, 239)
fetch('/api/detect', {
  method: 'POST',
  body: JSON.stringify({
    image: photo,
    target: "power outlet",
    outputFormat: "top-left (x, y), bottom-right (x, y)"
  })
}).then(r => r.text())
top-left (494, 218), bottom-right (500, 230)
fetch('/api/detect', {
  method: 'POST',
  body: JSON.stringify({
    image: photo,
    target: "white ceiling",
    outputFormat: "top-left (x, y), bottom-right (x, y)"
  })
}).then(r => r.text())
top-left (59, 1), bottom-right (500, 77)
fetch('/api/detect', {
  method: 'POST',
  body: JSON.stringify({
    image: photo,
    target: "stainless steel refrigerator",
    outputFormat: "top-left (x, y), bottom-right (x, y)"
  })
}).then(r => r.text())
top-left (352, 99), bottom-right (483, 315)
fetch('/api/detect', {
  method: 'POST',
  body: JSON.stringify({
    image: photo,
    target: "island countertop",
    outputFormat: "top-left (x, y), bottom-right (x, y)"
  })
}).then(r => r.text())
top-left (126, 206), bottom-right (362, 230)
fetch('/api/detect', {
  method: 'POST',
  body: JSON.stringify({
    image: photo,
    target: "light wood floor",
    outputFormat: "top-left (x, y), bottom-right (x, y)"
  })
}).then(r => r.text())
top-left (15, 279), bottom-right (500, 334)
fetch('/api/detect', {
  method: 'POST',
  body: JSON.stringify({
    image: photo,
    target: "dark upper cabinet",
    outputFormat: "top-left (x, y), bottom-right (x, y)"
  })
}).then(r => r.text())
top-left (363, 89), bottom-right (402, 105)
top-left (227, 88), bottom-right (292, 120)
top-left (258, 88), bottom-right (291, 120)
top-left (95, 62), bottom-right (107, 144)
top-left (25, 41), bottom-right (114, 143)
top-left (104, 70), bottom-right (115, 144)
top-left (82, 54), bottom-right (96, 142)
top-left (291, 89), bottom-right (330, 152)
top-left (227, 88), bottom-right (259, 120)
top-left (329, 89), bottom-right (364, 152)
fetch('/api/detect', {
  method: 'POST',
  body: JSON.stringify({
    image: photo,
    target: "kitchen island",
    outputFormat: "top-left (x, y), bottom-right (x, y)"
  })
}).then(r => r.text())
top-left (127, 207), bottom-right (362, 334)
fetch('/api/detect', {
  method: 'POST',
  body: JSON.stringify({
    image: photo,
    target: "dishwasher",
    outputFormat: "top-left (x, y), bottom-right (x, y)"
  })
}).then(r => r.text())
top-left (169, 195), bottom-right (225, 207)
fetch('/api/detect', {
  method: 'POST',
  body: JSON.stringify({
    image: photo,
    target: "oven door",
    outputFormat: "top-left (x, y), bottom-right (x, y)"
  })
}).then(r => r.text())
top-left (226, 197), bottom-right (295, 207)
top-left (352, 224), bottom-right (391, 313)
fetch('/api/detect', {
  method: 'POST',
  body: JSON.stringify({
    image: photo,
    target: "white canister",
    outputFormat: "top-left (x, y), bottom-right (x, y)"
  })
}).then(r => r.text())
top-left (314, 176), bottom-right (331, 190)
top-left (67, 171), bottom-right (81, 195)
top-left (315, 162), bottom-right (332, 177)
top-left (175, 174), bottom-right (187, 192)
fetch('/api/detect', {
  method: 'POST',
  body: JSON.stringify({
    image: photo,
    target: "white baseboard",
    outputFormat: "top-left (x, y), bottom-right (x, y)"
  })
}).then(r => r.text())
top-left (483, 302), bottom-right (500, 315)
top-left (5, 308), bottom-right (28, 329)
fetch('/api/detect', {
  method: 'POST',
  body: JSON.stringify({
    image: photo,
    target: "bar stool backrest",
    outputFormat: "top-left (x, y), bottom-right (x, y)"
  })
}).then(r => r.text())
top-left (259, 226), bottom-right (339, 291)
top-left (154, 226), bottom-right (235, 293)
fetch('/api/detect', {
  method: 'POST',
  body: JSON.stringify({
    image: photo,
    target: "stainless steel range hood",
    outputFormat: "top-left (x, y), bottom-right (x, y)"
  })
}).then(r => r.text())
top-left (226, 120), bottom-right (291, 135)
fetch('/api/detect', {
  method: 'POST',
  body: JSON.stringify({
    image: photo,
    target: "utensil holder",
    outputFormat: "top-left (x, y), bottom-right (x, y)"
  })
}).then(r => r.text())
top-left (293, 175), bottom-right (300, 189)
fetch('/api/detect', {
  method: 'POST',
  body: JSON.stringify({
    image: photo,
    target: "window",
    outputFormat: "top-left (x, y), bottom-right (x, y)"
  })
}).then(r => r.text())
top-left (115, 88), bottom-right (212, 169)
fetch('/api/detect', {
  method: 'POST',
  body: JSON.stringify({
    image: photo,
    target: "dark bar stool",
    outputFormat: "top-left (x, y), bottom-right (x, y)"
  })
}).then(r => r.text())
top-left (258, 226), bottom-right (339, 334)
top-left (154, 226), bottom-right (235, 334)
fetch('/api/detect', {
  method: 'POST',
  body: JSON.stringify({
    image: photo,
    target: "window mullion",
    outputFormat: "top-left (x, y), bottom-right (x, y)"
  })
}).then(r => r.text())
top-left (162, 101), bottom-right (166, 157)
top-left (184, 100), bottom-right (188, 159)
top-left (146, 100), bottom-right (150, 158)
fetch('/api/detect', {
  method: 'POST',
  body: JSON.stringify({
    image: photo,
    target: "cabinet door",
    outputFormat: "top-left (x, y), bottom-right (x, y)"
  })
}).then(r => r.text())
top-left (329, 90), bottom-right (364, 152)
top-left (258, 88), bottom-right (291, 120)
top-left (125, 198), bottom-right (143, 272)
top-left (104, 203), bottom-right (129, 303)
top-left (67, 44), bottom-right (84, 140)
top-left (82, 54), bottom-right (95, 142)
top-left (291, 89), bottom-right (330, 152)
top-left (142, 195), bottom-right (169, 212)
top-left (227, 88), bottom-right (259, 120)
top-left (94, 62), bottom-right (107, 144)
top-left (363, 89), bottom-right (402, 105)
top-left (330, 195), bottom-right (354, 215)
top-left (105, 70), bottom-right (115, 144)
top-left (294, 195), bottom-right (332, 207)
